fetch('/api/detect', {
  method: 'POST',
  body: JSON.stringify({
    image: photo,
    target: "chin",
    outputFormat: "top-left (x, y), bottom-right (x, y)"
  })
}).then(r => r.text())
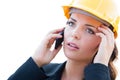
top-left (64, 50), bottom-right (93, 63)
top-left (64, 49), bottom-right (82, 62)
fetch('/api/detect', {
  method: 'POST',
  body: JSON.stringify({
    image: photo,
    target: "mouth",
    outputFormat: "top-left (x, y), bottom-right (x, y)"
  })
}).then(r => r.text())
top-left (67, 42), bottom-right (79, 50)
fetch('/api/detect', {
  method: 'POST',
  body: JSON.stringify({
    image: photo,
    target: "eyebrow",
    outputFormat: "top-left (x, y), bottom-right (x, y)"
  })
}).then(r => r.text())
top-left (70, 17), bottom-right (97, 28)
top-left (85, 24), bottom-right (96, 28)
top-left (70, 17), bottom-right (77, 22)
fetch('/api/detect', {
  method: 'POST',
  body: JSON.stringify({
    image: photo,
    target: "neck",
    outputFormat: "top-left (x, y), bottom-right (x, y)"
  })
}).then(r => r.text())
top-left (62, 60), bottom-right (88, 80)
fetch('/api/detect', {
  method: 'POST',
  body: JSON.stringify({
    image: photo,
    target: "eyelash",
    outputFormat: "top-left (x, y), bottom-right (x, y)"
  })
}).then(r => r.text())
top-left (66, 21), bottom-right (74, 27)
top-left (86, 28), bottom-right (95, 34)
top-left (66, 21), bottom-right (95, 35)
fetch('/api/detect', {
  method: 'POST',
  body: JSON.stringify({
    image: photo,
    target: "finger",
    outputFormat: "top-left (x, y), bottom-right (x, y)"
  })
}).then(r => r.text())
top-left (48, 34), bottom-right (63, 40)
top-left (47, 34), bottom-right (63, 48)
top-left (98, 27), bottom-right (110, 36)
top-left (101, 25), bottom-right (115, 42)
top-left (100, 25), bottom-right (114, 36)
top-left (49, 27), bottom-right (64, 34)
top-left (96, 32), bottom-right (107, 47)
top-left (96, 29), bottom-right (114, 54)
top-left (97, 26), bottom-right (114, 46)
top-left (44, 28), bottom-right (64, 49)
top-left (101, 24), bottom-right (113, 32)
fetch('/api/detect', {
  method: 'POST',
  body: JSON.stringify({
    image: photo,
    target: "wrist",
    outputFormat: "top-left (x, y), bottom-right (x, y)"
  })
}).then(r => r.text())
top-left (93, 59), bottom-right (108, 66)
top-left (31, 56), bottom-right (45, 67)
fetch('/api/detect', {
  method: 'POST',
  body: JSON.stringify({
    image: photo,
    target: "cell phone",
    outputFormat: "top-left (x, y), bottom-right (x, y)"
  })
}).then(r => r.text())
top-left (54, 30), bottom-right (64, 49)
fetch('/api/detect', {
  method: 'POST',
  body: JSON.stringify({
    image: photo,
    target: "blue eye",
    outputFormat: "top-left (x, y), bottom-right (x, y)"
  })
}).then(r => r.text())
top-left (66, 21), bottom-right (74, 27)
top-left (86, 28), bottom-right (95, 34)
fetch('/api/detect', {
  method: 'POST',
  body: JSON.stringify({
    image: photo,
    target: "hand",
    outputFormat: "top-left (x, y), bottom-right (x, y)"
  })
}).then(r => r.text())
top-left (32, 28), bottom-right (64, 67)
top-left (94, 25), bottom-right (115, 66)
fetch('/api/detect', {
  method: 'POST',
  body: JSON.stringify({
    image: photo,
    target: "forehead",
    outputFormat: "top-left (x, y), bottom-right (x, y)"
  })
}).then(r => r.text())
top-left (69, 8), bottom-right (110, 26)
top-left (70, 13), bottom-right (102, 27)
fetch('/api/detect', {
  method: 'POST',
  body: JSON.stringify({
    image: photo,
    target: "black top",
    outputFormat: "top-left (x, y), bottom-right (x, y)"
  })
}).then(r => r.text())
top-left (8, 57), bottom-right (111, 80)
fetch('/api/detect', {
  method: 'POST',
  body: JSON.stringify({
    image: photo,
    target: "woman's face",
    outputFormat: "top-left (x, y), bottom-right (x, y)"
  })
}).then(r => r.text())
top-left (63, 13), bottom-right (102, 63)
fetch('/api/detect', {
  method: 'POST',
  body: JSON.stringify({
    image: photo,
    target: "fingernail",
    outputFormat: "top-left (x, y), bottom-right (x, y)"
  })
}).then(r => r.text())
top-left (97, 27), bottom-right (101, 29)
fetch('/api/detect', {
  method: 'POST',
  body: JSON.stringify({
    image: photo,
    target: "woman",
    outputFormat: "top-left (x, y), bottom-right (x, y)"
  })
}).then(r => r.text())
top-left (8, 0), bottom-right (120, 80)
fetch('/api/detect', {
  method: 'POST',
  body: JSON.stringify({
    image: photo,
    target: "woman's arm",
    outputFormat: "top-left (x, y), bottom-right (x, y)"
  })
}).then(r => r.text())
top-left (8, 28), bottom-right (64, 80)
top-left (8, 57), bottom-right (47, 80)
top-left (85, 25), bottom-right (114, 80)
top-left (94, 25), bottom-right (114, 66)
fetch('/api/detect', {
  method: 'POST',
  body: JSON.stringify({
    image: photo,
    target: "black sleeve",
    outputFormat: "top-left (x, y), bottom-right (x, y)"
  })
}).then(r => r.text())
top-left (84, 63), bottom-right (111, 80)
top-left (8, 57), bottom-right (47, 80)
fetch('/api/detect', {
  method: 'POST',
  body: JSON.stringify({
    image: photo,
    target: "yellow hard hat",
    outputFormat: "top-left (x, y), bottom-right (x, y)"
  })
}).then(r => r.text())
top-left (63, 0), bottom-right (120, 38)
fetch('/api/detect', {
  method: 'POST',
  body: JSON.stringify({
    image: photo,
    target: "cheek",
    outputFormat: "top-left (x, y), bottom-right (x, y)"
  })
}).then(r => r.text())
top-left (88, 39), bottom-right (100, 47)
top-left (91, 37), bottom-right (101, 47)
top-left (83, 37), bottom-right (101, 53)
top-left (64, 28), bottom-right (71, 39)
top-left (81, 38), bottom-right (101, 60)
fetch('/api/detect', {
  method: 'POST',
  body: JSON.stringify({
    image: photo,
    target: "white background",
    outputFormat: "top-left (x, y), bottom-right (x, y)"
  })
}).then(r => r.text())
top-left (0, 0), bottom-right (120, 80)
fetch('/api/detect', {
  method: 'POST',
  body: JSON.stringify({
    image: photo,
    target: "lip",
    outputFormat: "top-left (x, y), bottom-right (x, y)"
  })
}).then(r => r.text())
top-left (67, 42), bottom-right (79, 50)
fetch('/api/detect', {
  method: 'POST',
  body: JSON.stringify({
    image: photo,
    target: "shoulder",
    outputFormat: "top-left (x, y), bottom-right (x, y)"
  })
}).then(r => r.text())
top-left (84, 63), bottom-right (110, 80)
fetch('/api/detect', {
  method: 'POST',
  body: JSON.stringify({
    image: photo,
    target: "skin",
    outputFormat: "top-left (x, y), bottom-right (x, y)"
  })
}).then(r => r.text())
top-left (32, 12), bottom-right (115, 80)
top-left (63, 13), bottom-right (101, 63)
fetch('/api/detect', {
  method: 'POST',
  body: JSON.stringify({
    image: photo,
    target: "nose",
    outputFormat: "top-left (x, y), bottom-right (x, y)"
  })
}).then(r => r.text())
top-left (71, 27), bottom-right (82, 40)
